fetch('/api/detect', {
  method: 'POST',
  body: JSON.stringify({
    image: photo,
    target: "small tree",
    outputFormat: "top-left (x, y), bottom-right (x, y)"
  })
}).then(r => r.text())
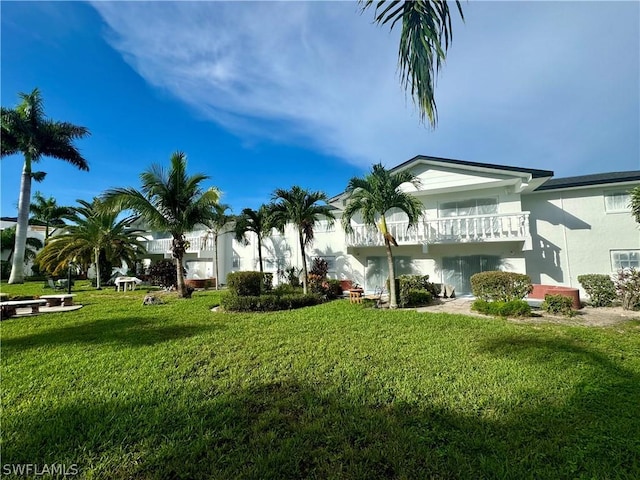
top-left (203, 203), bottom-right (233, 290)
top-left (234, 205), bottom-right (274, 275)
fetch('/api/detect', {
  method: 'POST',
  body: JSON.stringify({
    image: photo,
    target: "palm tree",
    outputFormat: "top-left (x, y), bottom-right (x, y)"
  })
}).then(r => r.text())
top-left (1, 88), bottom-right (89, 283)
top-left (270, 186), bottom-right (335, 294)
top-left (362, 0), bottom-right (464, 127)
top-left (203, 203), bottom-right (234, 290)
top-left (630, 186), bottom-right (640, 224)
top-left (36, 198), bottom-right (146, 288)
top-left (341, 163), bottom-right (423, 308)
top-left (101, 151), bottom-right (220, 297)
top-left (29, 191), bottom-right (71, 242)
top-left (234, 205), bottom-right (274, 275)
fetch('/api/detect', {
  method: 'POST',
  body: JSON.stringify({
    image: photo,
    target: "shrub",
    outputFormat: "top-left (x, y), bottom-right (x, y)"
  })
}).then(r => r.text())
top-left (272, 283), bottom-right (303, 296)
top-left (541, 294), bottom-right (574, 317)
top-left (471, 299), bottom-right (532, 318)
top-left (227, 271), bottom-right (264, 296)
top-left (325, 279), bottom-right (344, 300)
top-left (309, 258), bottom-right (329, 278)
top-left (577, 274), bottom-right (616, 307)
top-left (470, 271), bottom-right (533, 301)
top-left (220, 292), bottom-right (322, 312)
top-left (307, 273), bottom-right (326, 295)
top-left (262, 272), bottom-right (273, 293)
top-left (614, 268), bottom-right (640, 310)
top-left (1, 260), bottom-right (11, 280)
top-left (388, 275), bottom-right (438, 307)
top-left (148, 259), bottom-right (178, 288)
top-left (405, 289), bottom-right (432, 307)
top-left (284, 267), bottom-right (301, 287)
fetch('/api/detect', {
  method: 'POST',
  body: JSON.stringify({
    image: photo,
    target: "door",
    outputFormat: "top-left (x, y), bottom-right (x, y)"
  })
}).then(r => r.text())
top-left (365, 256), bottom-right (413, 293)
top-left (442, 255), bottom-right (501, 295)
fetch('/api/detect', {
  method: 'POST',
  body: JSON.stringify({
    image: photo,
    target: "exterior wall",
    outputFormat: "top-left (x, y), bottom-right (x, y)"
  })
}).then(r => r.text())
top-left (522, 185), bottom-right (639, 295)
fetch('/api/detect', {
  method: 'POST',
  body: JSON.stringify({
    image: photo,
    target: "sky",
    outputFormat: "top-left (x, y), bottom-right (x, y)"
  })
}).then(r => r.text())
top-left (1, 1), bottom-right (639, 216)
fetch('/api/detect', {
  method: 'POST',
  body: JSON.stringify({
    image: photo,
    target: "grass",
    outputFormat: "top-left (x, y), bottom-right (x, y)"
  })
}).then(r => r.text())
top-left (2, 281), bottom-right (640, 479)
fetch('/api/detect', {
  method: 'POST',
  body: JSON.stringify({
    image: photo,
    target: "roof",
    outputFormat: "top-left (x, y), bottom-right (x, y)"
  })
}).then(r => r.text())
top-left (535, 171), bottom-right (640, 191)
top-left (394, 154), bottom-right (555, 179)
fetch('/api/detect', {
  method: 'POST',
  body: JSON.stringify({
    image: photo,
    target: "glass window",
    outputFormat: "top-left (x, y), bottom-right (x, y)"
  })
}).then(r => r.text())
top-left (315, 256), bottom-right (336, 272)
top-left (605, 192), bottom-right (631, 213)
top-left (611, 250), bottom-right (640, 270)
top-left (232, 254), bottom-right (241, 269)
top-left (438, 198), bottom-right (497, 217)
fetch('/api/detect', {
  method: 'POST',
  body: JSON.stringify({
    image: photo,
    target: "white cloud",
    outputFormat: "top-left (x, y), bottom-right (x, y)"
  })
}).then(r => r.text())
top-left (92, 1), bottom-right (638, 174)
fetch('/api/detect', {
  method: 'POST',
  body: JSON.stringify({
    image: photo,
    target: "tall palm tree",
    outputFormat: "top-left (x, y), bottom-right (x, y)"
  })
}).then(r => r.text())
top-left (630, 186), bottom-right (640, 224)
top-left (1, 88), bottom-right (90, 283)
top-left (362, 0), bottom-right (464, 127)
top-left (234, 205), bottom-right (274, 275)
top-left (203, 203), bottom-right (233, 290)
top-left (101, 151), bottom-right (220, 298)
top-left (341, 163), bottom-right (423, 308)
top-left (29, 191), bottom-right (71, 242)
top-left (270, 186), bottom-right (335, 294)
top-left (36, 198), bottom-right (146, 288)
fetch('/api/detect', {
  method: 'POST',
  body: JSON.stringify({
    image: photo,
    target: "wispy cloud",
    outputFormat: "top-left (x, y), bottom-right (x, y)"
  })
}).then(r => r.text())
top-left (92, 1), bottom-right (638, 174)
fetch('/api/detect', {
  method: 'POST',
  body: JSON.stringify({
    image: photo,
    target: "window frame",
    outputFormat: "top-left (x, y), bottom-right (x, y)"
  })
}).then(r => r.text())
top-left (610, 249), bottom-right (640, 270)
top-left (604, 190), bottom-right (631, 214)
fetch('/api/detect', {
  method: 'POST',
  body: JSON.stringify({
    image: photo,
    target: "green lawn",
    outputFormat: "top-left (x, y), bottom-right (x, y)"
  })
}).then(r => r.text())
top-left (2, 281), bottom-right (639, 479)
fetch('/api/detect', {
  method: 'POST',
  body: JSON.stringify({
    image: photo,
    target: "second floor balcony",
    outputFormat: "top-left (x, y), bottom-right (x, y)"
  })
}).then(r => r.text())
top-left (346, 212), bottom-right (531, 249)
top-left (143, 233), bottom-right (215, 256)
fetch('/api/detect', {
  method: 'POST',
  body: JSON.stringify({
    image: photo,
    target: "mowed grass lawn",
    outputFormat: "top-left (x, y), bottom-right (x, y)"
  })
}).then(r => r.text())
top-left (2, 282), bottom-right (640, 479)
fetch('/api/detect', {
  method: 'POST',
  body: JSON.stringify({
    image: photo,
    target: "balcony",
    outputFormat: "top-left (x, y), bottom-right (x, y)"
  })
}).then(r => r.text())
top-left (346, 212), bottom-right (531, 249)
top-left (142, 233), bottom-right (214, 256)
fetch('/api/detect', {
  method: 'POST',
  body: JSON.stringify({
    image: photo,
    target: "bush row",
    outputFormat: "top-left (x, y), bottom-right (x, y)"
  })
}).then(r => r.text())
top-left (471, 299), bottom-right (531, 318)
top-left (541, 294), bottom-right (574, 317)
top-left (470, 271), bottom-right (532, 302)
top-left (578, 269), bottom-right (640, 310)
top-left (220, 292), bottom-right (322, 312)
top-left (388, 275), bottom-right (438, 307)
top-left (577, 274), bottom-right (616, 307)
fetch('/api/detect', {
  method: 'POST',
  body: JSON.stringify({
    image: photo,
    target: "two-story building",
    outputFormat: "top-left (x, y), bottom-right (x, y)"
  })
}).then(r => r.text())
top-left (140, 155), bottom-right (640, 296)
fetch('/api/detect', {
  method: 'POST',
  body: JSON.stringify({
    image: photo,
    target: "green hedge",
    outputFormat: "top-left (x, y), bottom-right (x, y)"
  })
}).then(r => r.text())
top-left (541, 294), bottom-right (574, 317)
top-left (388, 275), bottom-right (438, 307)
top-left (227, 271), bottom-right (265, 296)
top-left (470, 271), bottom-right (532, 302)
top-left (220, 292), bottom-right (322, 312)
top-left (471, 299), bottom-right (532, 318)
top-left (577, 274), bottom-right (616, 307)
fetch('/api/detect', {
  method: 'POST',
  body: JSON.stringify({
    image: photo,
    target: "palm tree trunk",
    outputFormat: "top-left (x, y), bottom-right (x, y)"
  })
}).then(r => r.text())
top-left (257, 235), bottom-right (264, 275)
top-left (95, 247), bottom-right (101, 290)
top-left (385, 241), bottom-right (398, 309)
top-left (214, 233), bottom-right (219, 290)
top-left (299, 229), bottom-right (308, 295)
top-left (9, 158), bottom-right (32, 284)
top-left (176, 254), bottom-right (186, 297)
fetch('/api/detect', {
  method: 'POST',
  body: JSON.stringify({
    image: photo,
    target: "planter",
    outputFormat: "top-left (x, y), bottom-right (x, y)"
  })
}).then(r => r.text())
top-left (529, 284), bottom-right (581, 309)
top-left (185, 278), bottom-right (216, 289)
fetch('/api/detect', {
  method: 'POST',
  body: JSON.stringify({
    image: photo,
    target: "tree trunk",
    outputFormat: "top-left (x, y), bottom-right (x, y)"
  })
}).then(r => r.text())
top-left (171, 234), bottom-right (188, 298)
top-left (299, 229), bottom-right (308, 295)
top-left (9, 158), bottom-right (32, 284)
top-left (94, 247), bottom-right (101, 290)
top-left (257, 235), bottom-right (264, 275)
top-left (385, 241), bottom-right (397, 309)
top-left (214, 233), bottom-right (219, 290)
top-left (176, 254), bottom-right (187, 297)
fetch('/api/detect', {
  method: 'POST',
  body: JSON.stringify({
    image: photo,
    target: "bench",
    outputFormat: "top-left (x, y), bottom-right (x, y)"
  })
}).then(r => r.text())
top-left (1, 299), bottom-right (47, 319)
top-left (39, 294), bottom-right (76, 307)
top-left (115, 276), bottom-right (142, 292)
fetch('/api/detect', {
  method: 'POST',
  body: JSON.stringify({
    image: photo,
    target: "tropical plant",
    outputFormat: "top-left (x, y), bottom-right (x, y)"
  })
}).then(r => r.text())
top-left (0, 226), bottom-right (43, 268)
top-left (630, 186), bottom-right (640, 224)
top-left (362, 0), bottom-right (464, 127)
top-left (36, 198), bottom-right (145, 288)
top-left (101, 151), bottom-right (220, 298)
top-left (203, 203), bottom-right (233, 290)
top-left (29, 191), bottom-right (71, 242)
top-left (270, 186), bottom-right (335, 294)
top-left (234, 205), bottom-right (274, 276)
top-left (342, 163), bottom-right (423, 308)
top-left (1, 88), bottom-right (89, 283)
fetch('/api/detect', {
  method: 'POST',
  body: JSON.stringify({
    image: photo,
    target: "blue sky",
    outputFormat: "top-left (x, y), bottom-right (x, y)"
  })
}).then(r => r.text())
top-left (2, 1), bottom-right (639, 216)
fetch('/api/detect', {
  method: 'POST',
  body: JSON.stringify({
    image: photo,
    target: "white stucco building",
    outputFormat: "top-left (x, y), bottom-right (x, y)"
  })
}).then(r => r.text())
top-left (140, 155), bottom-right (640, 296)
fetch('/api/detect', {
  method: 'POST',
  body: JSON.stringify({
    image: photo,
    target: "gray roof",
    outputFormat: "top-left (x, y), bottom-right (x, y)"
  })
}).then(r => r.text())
top-left (535, 171), bottom-right (640, 191)
top-left (394, 155), bottom-right (555, 179)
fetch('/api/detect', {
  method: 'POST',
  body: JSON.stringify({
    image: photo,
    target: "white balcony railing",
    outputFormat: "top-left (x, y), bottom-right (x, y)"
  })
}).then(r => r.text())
top-left (346, 212), bottom-right (531, 247)
top-left (143, 233), bottom-right (214, 255)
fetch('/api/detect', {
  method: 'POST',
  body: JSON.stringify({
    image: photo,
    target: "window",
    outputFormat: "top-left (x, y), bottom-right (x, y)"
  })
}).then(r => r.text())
top-left (315, 256), bottom-right (336, 273)
top-left (438, 198), bottom-right (498, 237)
top-left (605, 191), bottom-right (631, 213)
top-left (611, 250), bottom-right (640, 270)
top-left (232, 253), bottom-right (241, 269)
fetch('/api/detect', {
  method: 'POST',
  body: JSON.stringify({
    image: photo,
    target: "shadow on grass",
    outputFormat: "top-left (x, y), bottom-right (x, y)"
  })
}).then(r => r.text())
top-left (5, 335), bottom-right (640, 479)
top-left (2, 316), bottom-right (223, 350)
